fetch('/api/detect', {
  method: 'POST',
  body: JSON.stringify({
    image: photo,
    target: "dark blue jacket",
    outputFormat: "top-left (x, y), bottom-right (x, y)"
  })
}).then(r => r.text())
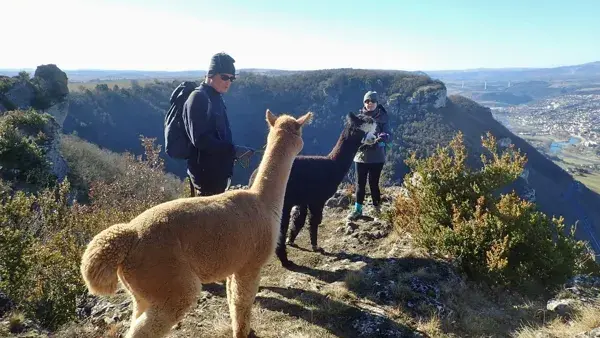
top-left (353, 104), bottom-right (392, 164)
top-left (182, 83), bottom-right (235, 179)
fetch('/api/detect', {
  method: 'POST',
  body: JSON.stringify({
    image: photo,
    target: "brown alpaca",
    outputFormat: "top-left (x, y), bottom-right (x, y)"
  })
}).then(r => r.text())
top-left (80, 109), bottom-right (313, 338)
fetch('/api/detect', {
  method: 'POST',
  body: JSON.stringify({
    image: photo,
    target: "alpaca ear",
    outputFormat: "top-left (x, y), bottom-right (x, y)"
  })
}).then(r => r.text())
top-left (266, 109), bottom-right (277, 127)
top-left (296, 111), bottom-right (313, 127)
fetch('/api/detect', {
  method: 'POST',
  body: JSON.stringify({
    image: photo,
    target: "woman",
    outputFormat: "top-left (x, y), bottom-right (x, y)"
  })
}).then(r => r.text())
top-left (347, 90), bottom-right (391, 220)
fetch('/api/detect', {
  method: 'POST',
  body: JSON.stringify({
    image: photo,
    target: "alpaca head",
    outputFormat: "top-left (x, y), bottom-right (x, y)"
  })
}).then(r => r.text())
top-left (265, 109), bottom-right (313, 155)
top-left (344, 112), bottom-right (378, 145)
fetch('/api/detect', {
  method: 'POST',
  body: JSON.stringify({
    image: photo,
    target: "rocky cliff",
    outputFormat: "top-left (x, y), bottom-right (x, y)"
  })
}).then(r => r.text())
top-left (407, 83), bottom-right (447, 109)
top-left (0, 65), bottom-right (70, 181)
top-left (42, 117), bottom-right (69, 182)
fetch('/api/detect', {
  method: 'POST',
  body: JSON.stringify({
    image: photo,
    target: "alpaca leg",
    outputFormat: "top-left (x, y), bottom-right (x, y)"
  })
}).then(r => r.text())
top-left (226, 275), bottom-right (234, 320)
top-left (287, 204), bottom-right (308, 245)
top-left (227, 268), bottom-right (261, 338)
top-left (120, 272), bottom-right (149, 323)
top-left (126, 306), bottom-right (186, 338)
top-left (130, 292), bottom-right (149, 322)
top-left (124, 271), bottom-right (199, 338)
top-left (308, 202), bottom-right (325, 252)
top-left (276, 204), bottom-right (295, 268)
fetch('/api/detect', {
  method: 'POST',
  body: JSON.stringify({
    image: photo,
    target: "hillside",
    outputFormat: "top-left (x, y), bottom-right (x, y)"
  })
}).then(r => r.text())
top-left (423, 61), bottom-right (600, 111)
top-left (61, 69), bottom-right (447, 184)
top-left (57, 69), bottom-right (600, 255)
top-left (427, 61), bottom-right (600, 82)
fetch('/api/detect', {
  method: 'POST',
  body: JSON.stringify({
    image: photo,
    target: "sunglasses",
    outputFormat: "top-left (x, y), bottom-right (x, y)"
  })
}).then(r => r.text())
top-left (364, 99), bottom-right (377, 104)
top-left (219, 74), bottom-right (236, 82)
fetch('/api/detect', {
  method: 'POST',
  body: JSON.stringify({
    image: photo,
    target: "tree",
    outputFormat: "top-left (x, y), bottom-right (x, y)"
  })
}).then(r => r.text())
top-left (17, 71), bottom-right (30, 81)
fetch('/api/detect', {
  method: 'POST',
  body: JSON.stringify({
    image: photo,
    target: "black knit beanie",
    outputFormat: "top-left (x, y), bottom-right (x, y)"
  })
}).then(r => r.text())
top-left (208, 52), bottom-right (236, 76)
top-left (363, 91), bottom-right (378, 103)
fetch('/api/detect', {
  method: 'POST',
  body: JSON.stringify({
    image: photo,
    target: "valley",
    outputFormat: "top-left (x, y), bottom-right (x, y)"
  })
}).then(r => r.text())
top-left (493, 95), bottom-right (600, 194)
top-left (428, 64), bottom-right (600, 195)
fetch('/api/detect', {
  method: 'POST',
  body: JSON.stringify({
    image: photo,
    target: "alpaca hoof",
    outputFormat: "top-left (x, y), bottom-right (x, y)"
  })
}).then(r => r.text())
top-left (286, 239), bottom-right (297, 247)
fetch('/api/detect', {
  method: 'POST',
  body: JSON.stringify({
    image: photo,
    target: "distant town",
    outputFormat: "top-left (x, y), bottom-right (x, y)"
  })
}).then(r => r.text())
top-left (493, 94), bottom-right (600, 146)
top-left (491, 93), bottom-right (600, 187)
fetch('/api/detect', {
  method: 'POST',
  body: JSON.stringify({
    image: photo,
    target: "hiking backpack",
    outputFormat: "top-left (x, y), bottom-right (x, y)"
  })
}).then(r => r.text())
top-left (164, 81), bottom-right (198, 159)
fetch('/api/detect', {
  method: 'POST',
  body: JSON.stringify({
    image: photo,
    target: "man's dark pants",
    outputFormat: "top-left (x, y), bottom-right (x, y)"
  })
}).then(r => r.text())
top-left (188, 173), bottom-right (229, 196)
top-left (187, 152), bottom-right (234, 197)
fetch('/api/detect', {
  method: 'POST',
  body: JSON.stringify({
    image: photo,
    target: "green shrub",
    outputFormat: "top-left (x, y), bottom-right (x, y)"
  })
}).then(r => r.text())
top-left (0, 110), bottom-right (55, 186)
top-left (0, 76), bottom-right (16, 94)
top-left (0, 136), bottom-right (185, 330)
top-left (391, 131), bottom-right (599, 293)
top-left (0, 178), bottom-right (11, 196)
top-left (0, 179), bottom-right (86, 330)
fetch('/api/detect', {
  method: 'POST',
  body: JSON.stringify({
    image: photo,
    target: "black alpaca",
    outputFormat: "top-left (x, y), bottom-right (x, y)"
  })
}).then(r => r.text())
top-left (249, 112), bottom-right (376, 268)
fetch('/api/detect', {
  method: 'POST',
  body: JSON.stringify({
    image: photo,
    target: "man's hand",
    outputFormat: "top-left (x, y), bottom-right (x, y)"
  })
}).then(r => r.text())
top-left (237, 145), bottom-right (255, 156)
top-left (235, 145), bottom-right (255, 168)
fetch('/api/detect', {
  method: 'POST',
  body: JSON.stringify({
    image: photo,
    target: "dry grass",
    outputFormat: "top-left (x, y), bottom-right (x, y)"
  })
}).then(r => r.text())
top-left (8, 312), bottom-right (25, 333)
top-left (376, 232), bottom-right (554, 338)
top-left (514, 301), bottom-right (600, 338)
top-left (416, 315), bottom-right (450, 338)
top-left (56, 322), bottom-right (122, 338)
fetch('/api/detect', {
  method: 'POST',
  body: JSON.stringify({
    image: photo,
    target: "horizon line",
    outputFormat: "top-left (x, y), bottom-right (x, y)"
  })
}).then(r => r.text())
top-left (1, 60), bottom-right (599, 74)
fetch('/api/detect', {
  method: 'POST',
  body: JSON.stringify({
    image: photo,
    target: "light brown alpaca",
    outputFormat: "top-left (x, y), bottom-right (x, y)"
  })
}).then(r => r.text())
top-left (80, 109), bottom-right (313, 338)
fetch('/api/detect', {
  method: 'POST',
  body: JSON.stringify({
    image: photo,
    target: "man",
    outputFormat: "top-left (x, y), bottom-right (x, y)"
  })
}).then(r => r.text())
top-left (182, 52), bottom-right (254, 196)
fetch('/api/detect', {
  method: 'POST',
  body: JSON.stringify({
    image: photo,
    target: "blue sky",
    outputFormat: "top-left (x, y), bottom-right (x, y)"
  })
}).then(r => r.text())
top-left (3, 0), bottom-right (599, 71)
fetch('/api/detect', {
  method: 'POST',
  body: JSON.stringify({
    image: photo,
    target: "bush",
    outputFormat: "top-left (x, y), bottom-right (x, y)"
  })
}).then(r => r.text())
top-left (86, 136), bottom-right (185, 215)
top-left (0, 110), bottom-right (55, 186)
top-left (0, 179), bottom-right (87, 330)
top-left (0, 136), bottom-right (185, 331)
top-left (0, 76), bottom-right (17, 94)
top-left (391, 131), bottom-right (599, 293)
top-left (60, 134), bottom-right (184, 205)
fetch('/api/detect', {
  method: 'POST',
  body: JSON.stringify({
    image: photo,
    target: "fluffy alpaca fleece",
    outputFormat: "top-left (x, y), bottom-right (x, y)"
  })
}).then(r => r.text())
top-left (80, 109), bottom-right (313, 338)
top-left (249, 113), bottom-right (376, 268)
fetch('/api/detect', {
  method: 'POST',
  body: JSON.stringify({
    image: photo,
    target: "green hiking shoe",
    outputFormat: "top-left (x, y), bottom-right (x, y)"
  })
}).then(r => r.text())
top-left (346, 208), bottom-right (362, 221)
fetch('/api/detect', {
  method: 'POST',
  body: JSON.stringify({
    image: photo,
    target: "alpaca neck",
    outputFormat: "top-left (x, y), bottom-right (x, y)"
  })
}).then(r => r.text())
top-left (327, 133), bottom-right (360, 175)
top-left (251, 131), bottom-right (299, 209)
